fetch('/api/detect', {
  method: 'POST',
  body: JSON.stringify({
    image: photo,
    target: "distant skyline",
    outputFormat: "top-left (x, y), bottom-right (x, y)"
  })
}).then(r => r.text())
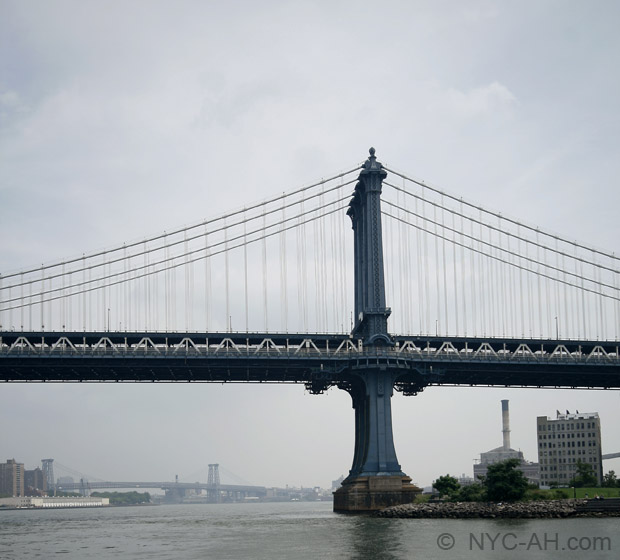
top-left (1, 1), bottom-right (619, 488)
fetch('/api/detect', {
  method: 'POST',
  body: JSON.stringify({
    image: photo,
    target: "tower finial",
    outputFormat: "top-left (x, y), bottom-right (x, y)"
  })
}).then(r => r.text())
top-left (369, 147), bottom-right (375, 157)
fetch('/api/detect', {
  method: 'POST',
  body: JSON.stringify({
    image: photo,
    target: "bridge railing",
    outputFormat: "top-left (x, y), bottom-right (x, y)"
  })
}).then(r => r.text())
top-left (1, 334), bottom-right (618, 364)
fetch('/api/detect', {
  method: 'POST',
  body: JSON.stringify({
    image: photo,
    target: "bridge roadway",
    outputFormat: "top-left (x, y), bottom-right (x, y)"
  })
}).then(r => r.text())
top-left (56, 480), bottom-right (266, 495)
top-left (1, 331), bottom-right (619, 391)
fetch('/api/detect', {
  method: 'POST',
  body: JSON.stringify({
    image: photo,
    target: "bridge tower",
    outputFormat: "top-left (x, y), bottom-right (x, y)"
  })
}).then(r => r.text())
top-left (41, 459), bottom-right (55, 495)
top-left (333, 148), bottom-right (421, 512)
top-left (207, 463), bottom-right (221, 503)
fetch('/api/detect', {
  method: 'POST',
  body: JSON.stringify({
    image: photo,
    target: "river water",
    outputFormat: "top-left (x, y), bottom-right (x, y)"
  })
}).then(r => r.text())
top-left (0, 501), bottom-right (617, 559)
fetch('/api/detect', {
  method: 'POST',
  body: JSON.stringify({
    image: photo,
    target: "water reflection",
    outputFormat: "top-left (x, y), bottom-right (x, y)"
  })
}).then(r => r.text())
top-left (345, 515), bottom-right (404, 560)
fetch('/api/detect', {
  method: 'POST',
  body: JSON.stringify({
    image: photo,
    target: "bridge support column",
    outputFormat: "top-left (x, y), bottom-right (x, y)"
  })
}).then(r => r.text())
top-left (333, 370), bottom-right (420, 512)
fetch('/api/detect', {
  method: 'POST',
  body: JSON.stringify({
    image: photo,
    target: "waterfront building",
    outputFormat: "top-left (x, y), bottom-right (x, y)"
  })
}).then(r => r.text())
top-left (0, 496), bottom-right (109, 508)
top-left (24, 467), bottom-right (47, 495)
top-left (537, 410), bottom-right (603, 486)
top-left (0, 459), bottom-right (25, 497)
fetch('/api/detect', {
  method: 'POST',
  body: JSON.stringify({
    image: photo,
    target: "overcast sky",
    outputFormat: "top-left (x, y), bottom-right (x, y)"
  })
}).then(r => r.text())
top-left (1, 1), bottom-right (619, 489)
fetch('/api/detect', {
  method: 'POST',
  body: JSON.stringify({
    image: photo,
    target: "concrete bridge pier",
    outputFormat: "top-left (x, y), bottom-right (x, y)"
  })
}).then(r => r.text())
top-left (333, 369), bottom-right (421, 512)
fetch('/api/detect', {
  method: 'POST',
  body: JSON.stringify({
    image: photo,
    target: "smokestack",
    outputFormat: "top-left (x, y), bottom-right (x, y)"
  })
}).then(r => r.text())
top-left (501, 399), bottom-right (511, 450)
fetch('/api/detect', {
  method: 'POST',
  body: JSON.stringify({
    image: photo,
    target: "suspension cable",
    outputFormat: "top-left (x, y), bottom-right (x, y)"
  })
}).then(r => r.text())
top-left (384, 167), bottom-right (620, 263)
top-left (2, 205), bottom-right (346, 311)
top-left (382, 210), bottom-right (620, 303)
top-left (384, 181), bottom-right (619, 276)
top-left (1, 195), bottom-right (351, 306)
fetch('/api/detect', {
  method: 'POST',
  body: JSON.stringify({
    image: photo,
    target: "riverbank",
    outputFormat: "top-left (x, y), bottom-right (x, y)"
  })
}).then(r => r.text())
top-left (377, 499), bottom-right (620, 518)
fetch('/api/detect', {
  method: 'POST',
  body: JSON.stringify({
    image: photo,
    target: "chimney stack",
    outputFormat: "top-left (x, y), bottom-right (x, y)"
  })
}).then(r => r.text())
top-left (501, 399), bottom-right (511, 450)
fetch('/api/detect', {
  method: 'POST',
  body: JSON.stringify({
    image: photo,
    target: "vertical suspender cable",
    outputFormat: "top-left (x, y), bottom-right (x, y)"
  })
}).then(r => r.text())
top-left (581, 261), bottom-right (587, 339)
top-left (403, 179), bottom-right (412, 334)
top-left (443, 202), bottom-right (448, 335)
top-left (506, 235), bottom-right (513, 337)
top-left (184, 233), bottom-right (189, 331)
top-left (397, 188), bottom-right (405, 335)
top-left (20, 272), bottom-right (25, 330)
top-left (301, 199), bottom-right (308, 332)
top-left (554, 239), bottom-right (561, 338)
top-left (573, 247), bottom-right (580, 340)
top-left (525, 237), bottom-right (535, 338)
top-left (517, 227), bottom-right (525, 337)
top-left (281, 198), bottom-right (288, 332)
top-left (470, 218), bottom-right (477, 337)
top-left (329, 200), bottom-right (339, 332)
top-left (153, 259), bottom-right (159, 331)
top-left (59, 265), bottom-right (64, 330)
top-left (262, 208), bottom-right (268, 333)
top-left (341, 184), bottom-right (348, 332)
top-left (536, 231), bottom-right (542, 338)
top-left (433, 204), bottom-right (440, 336)
top-left (563, 252), bottom-right (571, 338)
top-left (422, 194), bottom-right (430, 334)
top-left (452, 212), bottom-right (459, 336)
top-left (28, 276), bottom-right (33, 330)
top-left (499, 226), bottom-right (507, 337)
top-left (460, 201), bottom-right (467, 336)
top-left (415, 196), bottom-right (423, 334)
top-left (314, 200), bottom-right (320, 331)
top-left (122, 248), bottom-right (127, 331)
top-left (385, 202), bottom-right (393, 327)
top-left (487, 225), bottom-right (496, 337)
top-left (321, 186), bottom-right (329, 331)
top-left (243, 216), bottom-right (249, 332)
top-left (478, 211), bottom-right (485, 337)
top-left (164, 240), bottom-right (169, 332)
top-left (597, 258), bottom-right (604, 339)
top-left (204, 227), bottom-right (211, 332)
top-left (224, 218), bottom-right (230, 332)
top-left (296, 206), bottom-right (302, 332)
top-left (526, 235), bottom-right (533, 337)
top-left (614, 259), bottom-right (619, 341)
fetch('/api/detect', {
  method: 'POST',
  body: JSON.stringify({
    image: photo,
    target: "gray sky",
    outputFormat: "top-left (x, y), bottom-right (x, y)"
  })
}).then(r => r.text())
top-left (1, 0), bottom-right (619, 488)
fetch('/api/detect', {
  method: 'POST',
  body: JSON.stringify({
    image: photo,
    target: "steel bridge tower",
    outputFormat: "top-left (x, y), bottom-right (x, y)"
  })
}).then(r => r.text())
top-left (333, 148), bottom-right (421, 511)
top-left (207, 463), bottom-right (221, 503)
top-left (41, 459), bottom-right (55, 495)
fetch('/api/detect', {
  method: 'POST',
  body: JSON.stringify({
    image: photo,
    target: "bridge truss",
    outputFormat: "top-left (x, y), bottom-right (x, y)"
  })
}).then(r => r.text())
top-left (1, 331), bottom-right (619, 391)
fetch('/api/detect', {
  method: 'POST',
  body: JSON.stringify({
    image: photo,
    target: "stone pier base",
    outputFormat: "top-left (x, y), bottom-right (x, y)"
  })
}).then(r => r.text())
top-left (333, 475), bottom-right (421, 512)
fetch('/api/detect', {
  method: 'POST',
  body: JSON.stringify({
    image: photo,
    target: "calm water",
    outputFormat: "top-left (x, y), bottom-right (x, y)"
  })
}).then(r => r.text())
top-left (0, 501), bottom-right (617, 559)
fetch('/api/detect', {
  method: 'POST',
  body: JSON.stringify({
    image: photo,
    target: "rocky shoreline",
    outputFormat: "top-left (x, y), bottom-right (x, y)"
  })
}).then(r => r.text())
top-left (377, 499), bottom-right (620, 518)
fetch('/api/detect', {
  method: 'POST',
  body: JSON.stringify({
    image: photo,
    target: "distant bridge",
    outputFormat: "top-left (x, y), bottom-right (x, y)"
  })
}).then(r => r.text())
top-left (57, 480), bottom-right (267, 498)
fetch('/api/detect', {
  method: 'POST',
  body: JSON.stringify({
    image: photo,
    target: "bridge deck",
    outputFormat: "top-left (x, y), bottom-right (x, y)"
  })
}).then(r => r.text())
top-left (1, 331), bottom-right (619, 390)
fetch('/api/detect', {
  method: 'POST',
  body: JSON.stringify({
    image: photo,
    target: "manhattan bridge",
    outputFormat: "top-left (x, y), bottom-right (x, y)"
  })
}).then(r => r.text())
top-left (1, 149), bottom-right (619, 511)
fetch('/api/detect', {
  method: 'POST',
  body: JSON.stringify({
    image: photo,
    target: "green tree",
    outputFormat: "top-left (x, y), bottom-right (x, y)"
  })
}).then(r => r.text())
top-left (569, 460), bottom-right (598, 488)
top-left (432, 475), bottom-right (460, 498)
top-left (455, 483), bottom-right (486, 502)
top-left (483, 459), bottom-right (529, 502)
top-left (602, 470), bottom-right (617, 488)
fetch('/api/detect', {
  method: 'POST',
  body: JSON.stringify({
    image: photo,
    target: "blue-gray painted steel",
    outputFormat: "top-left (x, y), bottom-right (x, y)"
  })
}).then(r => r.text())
top-left (342, 149), bottom-right (402, 480)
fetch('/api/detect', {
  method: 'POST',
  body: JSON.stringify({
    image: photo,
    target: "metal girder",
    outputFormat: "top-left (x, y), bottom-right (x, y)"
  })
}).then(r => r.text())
top-left (1, 331), bottom-right (619, 388)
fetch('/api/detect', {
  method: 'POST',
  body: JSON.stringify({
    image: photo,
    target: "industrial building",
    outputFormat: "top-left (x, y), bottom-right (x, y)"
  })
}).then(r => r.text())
top-left (537, 410), bottom-right (603, 486)
top-left (473, 400), bottom-right (539, 484)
